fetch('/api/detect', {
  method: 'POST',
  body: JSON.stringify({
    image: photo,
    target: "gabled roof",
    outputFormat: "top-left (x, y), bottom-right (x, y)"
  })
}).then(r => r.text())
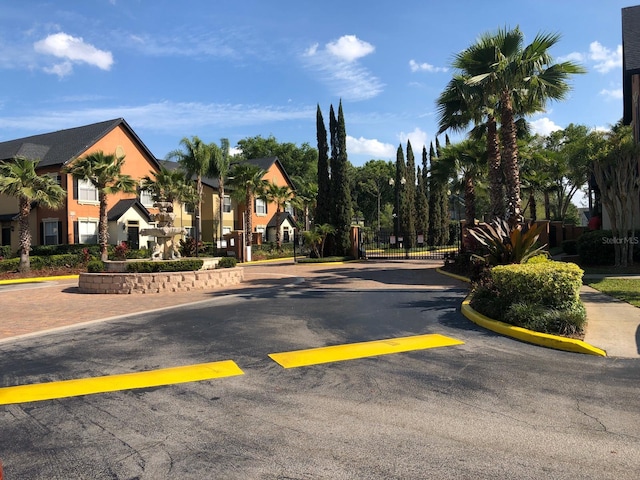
top-left (158, 159), bottom-right (222, 189)
top-left (107, 198), bottom-right (152, 222)
top-left (622, 6), bottom-right (640, 124)
top-left (0, 118), bottom-right (161, 170)
top-left (266, 212), bottom-right (296, 228)
top-left (243, 156), bottom-right (295, 190)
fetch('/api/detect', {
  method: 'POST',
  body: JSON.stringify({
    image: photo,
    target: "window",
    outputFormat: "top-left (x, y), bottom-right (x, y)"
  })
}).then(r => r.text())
top-left (285, 202), bottom-right (294, 216)
top-left (255, 198), bottom-right (266, 215)
top-left (78, 220), bottom-right (98, 244)
top-left (43, 220), bottom-right (60, 245)
top-left (223, 195), bottom-right (232, 213)
top-left (184, 203), bottom-right (195, 214)
top-left (139, 189), bottom-right (154, 207)
top-left (48, 173), bottom-right (62, 185)
top-left (184, 226), bottom-right (194, 238)
top-left (78, 179), bottom-right (99, 203)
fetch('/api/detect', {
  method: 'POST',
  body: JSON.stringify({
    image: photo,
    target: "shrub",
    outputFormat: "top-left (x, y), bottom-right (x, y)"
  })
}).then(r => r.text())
top-left (113, 242), bottom-right (129, 261)
top-left (525, 253), bottom-right (549, 264)
top-left (0, 245), bottom-right (12, 258)
top-left (87, 260), bottom-right (105, 273)
top-left (0, 257), bottom-right (20, 273)
top-left (216, 257), bottom-right (237, 269)
top-left (491, 261), bottom-right (583, 309)
top-left (125, 259), bottom-right (204, 273)
top-left (506, 301), bottom-right (586, 336)
top-left (561, 239), bottom-right (578, 255)
top-left (179, 237), bottom-right (205, 257)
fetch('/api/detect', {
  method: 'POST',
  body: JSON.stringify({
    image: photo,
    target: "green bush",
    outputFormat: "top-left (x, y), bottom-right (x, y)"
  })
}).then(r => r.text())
top-left (0, 245), bottom-right (13, 259)
top-left (125, 259), bottom-right (204, 273)
top-left (0, 257), bottom-right (20, 273)
top-left (491, 261), bottom-right (583, 309)
top-left (470, 260), bottom-right (587, 336)
top-left (87, 260), bottom-right (105, 273)
top-left (576, 230), bottom-right (640, 265)
top-left (561, 239), bottom-right (578, 255)
top-left (216, 257), bottom-right (237, 269)
top-left (525, 253), bottom-right (549, 264)
top-left (31, 244), bottom-right (102, 256)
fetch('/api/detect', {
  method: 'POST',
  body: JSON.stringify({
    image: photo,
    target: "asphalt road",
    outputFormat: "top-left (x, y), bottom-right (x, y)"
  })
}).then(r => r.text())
top-left (1, 271), bottom-right (639, 479)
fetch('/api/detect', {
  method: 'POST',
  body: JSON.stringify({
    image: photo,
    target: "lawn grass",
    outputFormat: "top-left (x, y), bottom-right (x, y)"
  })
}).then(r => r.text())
top-left (585, 278), bottom-right (640, 307)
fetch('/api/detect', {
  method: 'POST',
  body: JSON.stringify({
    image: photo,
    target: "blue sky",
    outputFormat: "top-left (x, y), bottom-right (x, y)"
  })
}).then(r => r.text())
top-left (0, 0), bottom-right (632, 173)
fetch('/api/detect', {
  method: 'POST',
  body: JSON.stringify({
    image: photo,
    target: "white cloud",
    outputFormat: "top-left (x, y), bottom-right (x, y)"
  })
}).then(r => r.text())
top-left (34, 32), bottom-right (113, 77)
top-left (398, 127), bottom-right (429, 151)
top-left (347, 135), bottom-right (395, 158)
top-left (409, 59), bottom-right (447, 73)
top-left (530, 117), bottom-right (563, 136)
top-left (303, 35), bottom-right (383, 101)
top-left (600, 87), bottom-right (623, 100)
top-left (557, 52), bottom-right (585, 63)
top-left (589, 41), bottom-right (622, 74)
top-left (326, 35), bottom-right (374, 62)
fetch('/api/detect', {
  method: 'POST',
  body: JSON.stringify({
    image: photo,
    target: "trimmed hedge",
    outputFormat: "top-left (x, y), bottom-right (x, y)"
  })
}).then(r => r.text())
top-left (0, 245), bottom-right (12, 259)
top-left (577, 229), bottom-right (640, 265)
top-left (216, 257), bottom-right (237, 269)
top-left (471, 260), bottom-right (586, 335)
top-left (125, 259), bottom-right (204, 273)
top-left (0, 253), bottom-right (87, 273)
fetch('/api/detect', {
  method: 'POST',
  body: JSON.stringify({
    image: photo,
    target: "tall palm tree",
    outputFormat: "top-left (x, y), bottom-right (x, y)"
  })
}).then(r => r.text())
top-left (141, 166), bottom-right (196, 216)
top-left (291, 176), bottom-right (317, 231)
top-left (166, 136), bottom-right (210, 244)
top-left (265, 182), bottom-right (295, 249)
top-left (207, 138), bottom-right (231, 245)
top-left (228, 162), bottom-right (267, 252)
top-left (63, 151), bottom-right (136, 261)
top-left (434, 139), bottom-right (486, 228)
top-left (462, 27), bottom-right (585, 224)
top-left (0, 157), bottom-right (66, 272)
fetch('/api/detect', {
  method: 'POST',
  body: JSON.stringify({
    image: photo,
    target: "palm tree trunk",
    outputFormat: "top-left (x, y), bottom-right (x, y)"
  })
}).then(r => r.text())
top-left (500, 91), bottom-right (522, 226)
top-left (486, 115), bottom-right (504, 220)
top-left (218, 182), bottom-right (225, 247)
top-left (245, 192), bottom-right (253, 247)
top-left (464, 174), bottom-right (476, 227)
top-left (18, 196), bottom-right (31, 272)
top-left (99, 191), bottom-right (109, 261)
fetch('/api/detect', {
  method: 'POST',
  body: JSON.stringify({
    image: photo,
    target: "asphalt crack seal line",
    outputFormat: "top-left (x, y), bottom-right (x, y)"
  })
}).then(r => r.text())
top-left (0, 360), bottom-right (244, 405)
top-left (268, 333), bottom-right (465, 368)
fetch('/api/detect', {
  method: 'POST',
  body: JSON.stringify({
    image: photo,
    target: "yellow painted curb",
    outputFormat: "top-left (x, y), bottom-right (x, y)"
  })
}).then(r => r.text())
top-left (435, 268), bottom-right (471, 283)
top-left (0, 274), bottom-right (79, 285)
top-left (0, 360), bottom-right (244, 405)
top-left (461, 296), bottom-right (607, 357)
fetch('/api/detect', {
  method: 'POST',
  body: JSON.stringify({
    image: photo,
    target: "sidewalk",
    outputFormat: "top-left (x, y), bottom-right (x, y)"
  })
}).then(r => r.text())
top-left (0, 261), bottom-right (638, 358)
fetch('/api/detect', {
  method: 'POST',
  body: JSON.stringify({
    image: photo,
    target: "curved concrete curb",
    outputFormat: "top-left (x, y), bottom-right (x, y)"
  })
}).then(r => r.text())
top-left (437, 268), bottom-right (607, 357)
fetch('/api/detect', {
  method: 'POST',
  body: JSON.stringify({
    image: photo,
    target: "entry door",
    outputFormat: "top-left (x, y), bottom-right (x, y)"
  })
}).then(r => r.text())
top-left (127, 226), bottom-right (140, 250)
top-left (1, 227), bottom-right (10, 247)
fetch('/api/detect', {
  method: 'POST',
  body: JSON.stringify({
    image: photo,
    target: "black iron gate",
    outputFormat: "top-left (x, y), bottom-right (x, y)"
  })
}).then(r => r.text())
top-left (360, 225), bottom-right (461, 260)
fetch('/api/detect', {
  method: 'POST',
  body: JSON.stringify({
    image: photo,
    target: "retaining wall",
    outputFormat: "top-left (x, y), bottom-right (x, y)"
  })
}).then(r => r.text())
top-left (79, 267), bottom-right (244, 294)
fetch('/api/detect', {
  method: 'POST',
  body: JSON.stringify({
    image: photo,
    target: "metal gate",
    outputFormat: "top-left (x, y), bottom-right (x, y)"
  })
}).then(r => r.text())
top-left (360, 226), bottom-right (461, 260)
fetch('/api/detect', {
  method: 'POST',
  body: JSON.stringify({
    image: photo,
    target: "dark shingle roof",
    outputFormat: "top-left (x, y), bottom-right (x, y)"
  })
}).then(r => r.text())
top-left (622, 6), bottom-right (640, 124)
top-left (0, 118), bottom-right (160, 170)
top-left (266, 212), bottom-right (296, 228)
top-left (107, 198), bottom-right (152, 222)
top-left (241, 157), bottom-right (295, 190)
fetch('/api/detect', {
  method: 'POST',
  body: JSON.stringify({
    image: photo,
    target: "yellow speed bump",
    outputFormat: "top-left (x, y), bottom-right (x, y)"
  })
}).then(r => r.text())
top-left (0, 360), bottom-right (244, 405)
top-left (269, 333), bottom-right (464, 368)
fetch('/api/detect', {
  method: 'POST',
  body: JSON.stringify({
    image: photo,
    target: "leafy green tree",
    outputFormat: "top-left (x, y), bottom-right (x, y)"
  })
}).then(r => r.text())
top-left (166, 136), bottom-right (210, 244)
top-left (228, 162), bottom-right (267, 250)
top-left (329, 101), bottom-right (352, 255)
top-left (0, 157), bottom-right (66, 272)
top-left (207, 138), bottom-right (232, 243)
top-left (291, 176), bottom-right (317, 231)
top-left (351, 160), bottom-right (395, 231)
top-left (63, 151), bottom-right (136, 261)
top-left (316, 105), bottom-right (331, 226)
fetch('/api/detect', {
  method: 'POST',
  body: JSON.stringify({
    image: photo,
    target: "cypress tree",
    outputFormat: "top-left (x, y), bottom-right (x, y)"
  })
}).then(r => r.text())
top-left (393, 144), bottom-right (407, 239)
top-left (315, 104), bottom-right (331, 226)
top-left (416, 165), bottom-right (429, 243)
top-left (427, 142), bottom-right (440, 245)
top-left (404, 140), bottom-right (417, 248)
top-left (330, 101), bottom-right (352, 255)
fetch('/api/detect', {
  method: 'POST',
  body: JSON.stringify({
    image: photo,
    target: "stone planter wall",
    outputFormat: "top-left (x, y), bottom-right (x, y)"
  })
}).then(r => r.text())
top-left (79, 267), bottom-right (244, 294)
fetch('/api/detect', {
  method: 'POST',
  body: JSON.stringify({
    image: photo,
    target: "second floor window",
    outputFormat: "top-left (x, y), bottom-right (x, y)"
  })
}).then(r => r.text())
top-left (223, 195), bottom-right (232, 213)
top-left (139, 189), bottom-right (154, 207)
top-left (78, 179), bottom-right (99, 203)
top-left (255, 198), bottom-right (266, 215)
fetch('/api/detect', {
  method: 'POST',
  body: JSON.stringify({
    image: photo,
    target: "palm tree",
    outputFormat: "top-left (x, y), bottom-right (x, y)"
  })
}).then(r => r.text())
top-left (434, 139), bottom-right (486, 228)
top-left (228, 162), bottom-right (267, 253)
top-left (462, 27), bottom-right (585, 224)
top-left (291, 176), bottom-right (317, 231)
top-left (63, 151), bottom-right (136, 261)
top-left (265, 182), bottom-right (295, 249)
top-left (166, 136), bottom-right (210, 244)
top-left (207, 138), bottom-right (232, 246)
top-left (0, 157), bottom-right (66, 272)
top-left (141, 166), bottom-right (196, 216)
